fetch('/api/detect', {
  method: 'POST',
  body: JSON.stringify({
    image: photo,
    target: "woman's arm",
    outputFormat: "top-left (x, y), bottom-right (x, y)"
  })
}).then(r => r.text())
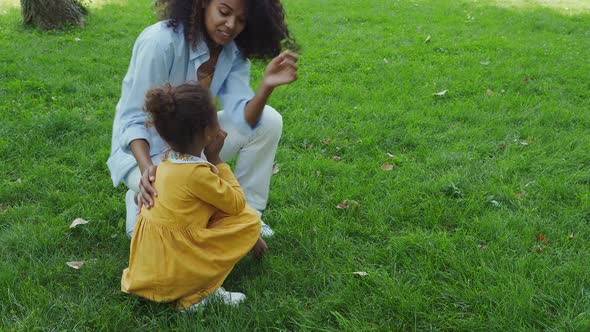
top-left (244, 51), bottom-right (299, 127)
top-left (118, 26), bottom-right (174, 206)
top-left (130, 139), bottom-right (158, 208)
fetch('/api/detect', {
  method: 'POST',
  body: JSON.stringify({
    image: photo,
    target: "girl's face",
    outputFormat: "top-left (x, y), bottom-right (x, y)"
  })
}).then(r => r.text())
top-left (204, 0), bottom-right (247, 46)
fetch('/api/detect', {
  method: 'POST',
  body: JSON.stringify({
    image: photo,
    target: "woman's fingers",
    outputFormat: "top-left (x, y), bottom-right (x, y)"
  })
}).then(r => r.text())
top-left (139, 166), bottom-right (158, 208)
top-left (139, 186), bottom-right (153, 208)
top-left (137, 194), bottom-right (143, 211)
top-left (271, 51), bottom-right (298, 69)
top-left (283, 50), bottom-right (299, 63)
top-left (279, 58), bottom-right (298, 69)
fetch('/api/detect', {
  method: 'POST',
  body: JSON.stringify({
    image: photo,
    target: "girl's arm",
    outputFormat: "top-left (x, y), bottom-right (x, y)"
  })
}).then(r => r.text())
top-left (189, 164), bottom-right (246, 216)
top-left (189, 128), bottom-right (245, 215)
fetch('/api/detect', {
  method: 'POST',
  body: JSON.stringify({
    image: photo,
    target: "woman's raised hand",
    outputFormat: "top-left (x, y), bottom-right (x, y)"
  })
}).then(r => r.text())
top-left (262, 50), bottom-right (299, 89)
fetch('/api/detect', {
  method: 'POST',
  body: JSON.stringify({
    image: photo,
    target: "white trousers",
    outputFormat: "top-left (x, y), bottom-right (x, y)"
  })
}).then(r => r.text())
top-left (122, 106), bottom-right (283, 235)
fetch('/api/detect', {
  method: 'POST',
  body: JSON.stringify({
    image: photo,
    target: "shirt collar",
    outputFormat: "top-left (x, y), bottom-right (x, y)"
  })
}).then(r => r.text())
top-left (189, 38), bottom-right (238, 62)
top-left (190, 38), bottom-right (209, 60)
top-left (165, 150), bottom-right (219, 173)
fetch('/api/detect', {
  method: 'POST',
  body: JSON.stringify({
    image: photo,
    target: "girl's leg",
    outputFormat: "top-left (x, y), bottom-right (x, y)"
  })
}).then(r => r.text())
top-left (217, 105), bottom-right (283, 211)
top-left (178, 207), bottom-right (260, 311)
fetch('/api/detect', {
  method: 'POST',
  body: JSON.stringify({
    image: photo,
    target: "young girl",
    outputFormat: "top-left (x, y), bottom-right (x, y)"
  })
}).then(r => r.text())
top-left (121, 82), bottom-right (265, 311)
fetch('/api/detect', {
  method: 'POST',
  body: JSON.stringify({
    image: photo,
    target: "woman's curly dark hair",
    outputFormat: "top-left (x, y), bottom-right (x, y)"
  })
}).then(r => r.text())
top-left (154, 0), bottom-right (298, 59)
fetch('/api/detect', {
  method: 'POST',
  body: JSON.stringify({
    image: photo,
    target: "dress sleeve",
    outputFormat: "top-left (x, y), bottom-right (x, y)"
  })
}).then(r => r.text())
top-left (216, 56), bottom-right (256, 136)
top-left (187, 163), bottom-right (246, 215)
top-left (117, 34), bottom-right (172, 154)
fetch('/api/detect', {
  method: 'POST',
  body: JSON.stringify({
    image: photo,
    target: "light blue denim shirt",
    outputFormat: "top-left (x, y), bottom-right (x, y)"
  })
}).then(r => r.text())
top-left (107, 21), bottom-right (256, 186)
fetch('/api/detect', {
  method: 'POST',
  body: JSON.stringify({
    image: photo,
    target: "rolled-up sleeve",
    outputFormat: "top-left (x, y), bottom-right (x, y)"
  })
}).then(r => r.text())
top-left (117, 36), bottom-right (172, 154)
top-left (216, 56), bottom-right (256, 136)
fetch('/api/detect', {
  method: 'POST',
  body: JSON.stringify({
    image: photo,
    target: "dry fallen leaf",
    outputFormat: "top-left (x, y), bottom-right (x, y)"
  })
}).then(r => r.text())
top-left (424, 35), bottom-right (431, 43)
top-left (66, 261), bottom-right (84, 270)
top-left (432, 90), bottom-right (448, 96)
top-left (522, 77), bottom-right (530, 84)
top-left (352, 271), bottom-right (368, 277)
top-left (69, 218), bottom-right (89, 229)
top-left (535, 246), bottom-right (543, 254)
top-left (514, 193), bottom-right (523, 199)
top-left (478, 244), bottom-right (487, 252)
top-left (486, 89), bottom-right (494, 95)
top-left (536, 234), bottom-right (548, 244)
top-left (333, 156), bottom-right (342, 162)
top-left (336, 200), bottom-right (360, 209)
top-left (272, 162), bottom-right (279, 175)
top-left (321, 138), bottom-right (331, 145)
top-left (337, 200), bottom-right (350, 209)
top-left (381, 163), bottom-right (394, 171)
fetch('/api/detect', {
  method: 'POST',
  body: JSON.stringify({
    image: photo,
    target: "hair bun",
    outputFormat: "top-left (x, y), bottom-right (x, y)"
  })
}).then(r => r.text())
top-left (145, 82), bottom-right (176, 115)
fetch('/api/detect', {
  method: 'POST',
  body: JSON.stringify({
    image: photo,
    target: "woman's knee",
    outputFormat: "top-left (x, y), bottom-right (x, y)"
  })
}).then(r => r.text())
top-left (259, 105), bottom-right (283, 139)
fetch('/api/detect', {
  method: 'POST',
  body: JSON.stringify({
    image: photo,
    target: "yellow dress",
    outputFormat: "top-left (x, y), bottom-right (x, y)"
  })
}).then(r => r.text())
top-left (121, 152), bottom-right (260, 309)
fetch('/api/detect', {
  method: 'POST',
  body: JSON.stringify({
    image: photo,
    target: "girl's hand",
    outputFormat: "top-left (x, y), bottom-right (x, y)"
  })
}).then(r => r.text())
top-left (139, 164), bottom-right (158, 209)
top-left (262, 51), bottom-right (299, 89)
top-left (204, 129), bottom-right (228, 164)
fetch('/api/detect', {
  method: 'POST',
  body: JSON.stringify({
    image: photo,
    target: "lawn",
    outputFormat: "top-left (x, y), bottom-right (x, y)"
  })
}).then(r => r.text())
top-left (1, 0), bottom-right (589, 330)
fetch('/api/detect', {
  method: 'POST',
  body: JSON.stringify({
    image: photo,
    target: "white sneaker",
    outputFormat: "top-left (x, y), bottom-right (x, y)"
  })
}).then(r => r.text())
top-left (211, 287), bottom-right (246, 306)
top-left (180, 287), bottom-right (245, 313)
top-left (255, 210), bottom-right (275, 238)
top-left (180, 302), bottom-right (203, 314)
top-left (260, 220), bottom-right (275, 238)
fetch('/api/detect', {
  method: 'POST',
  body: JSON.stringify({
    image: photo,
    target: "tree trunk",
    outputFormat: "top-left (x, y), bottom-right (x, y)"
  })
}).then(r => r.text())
top-left (21, 0), bottom-right (87, 30)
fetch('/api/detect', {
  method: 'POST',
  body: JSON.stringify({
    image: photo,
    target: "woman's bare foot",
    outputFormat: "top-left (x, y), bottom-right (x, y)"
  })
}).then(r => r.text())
top-left (252, 237), bottom-right (268, 258)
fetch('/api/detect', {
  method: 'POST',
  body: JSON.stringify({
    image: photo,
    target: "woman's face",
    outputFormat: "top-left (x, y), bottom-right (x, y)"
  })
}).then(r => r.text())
top-left (204, 0), bottom-right (247, 46)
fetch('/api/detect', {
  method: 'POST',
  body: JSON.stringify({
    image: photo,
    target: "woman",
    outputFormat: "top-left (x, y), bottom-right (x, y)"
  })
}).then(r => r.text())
top-left (107, 0), bottom-right (299, 240)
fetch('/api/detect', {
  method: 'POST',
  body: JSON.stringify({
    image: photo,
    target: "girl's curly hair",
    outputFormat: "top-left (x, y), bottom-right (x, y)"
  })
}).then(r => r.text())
top-left (154, 0), bottom-right (298, 59)
top-left (144, 82), bottom-right (216, 154)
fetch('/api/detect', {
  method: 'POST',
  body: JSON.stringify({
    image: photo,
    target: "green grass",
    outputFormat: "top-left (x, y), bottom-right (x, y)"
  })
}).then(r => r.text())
top-left (1, 0), bottom-right (589, 330)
